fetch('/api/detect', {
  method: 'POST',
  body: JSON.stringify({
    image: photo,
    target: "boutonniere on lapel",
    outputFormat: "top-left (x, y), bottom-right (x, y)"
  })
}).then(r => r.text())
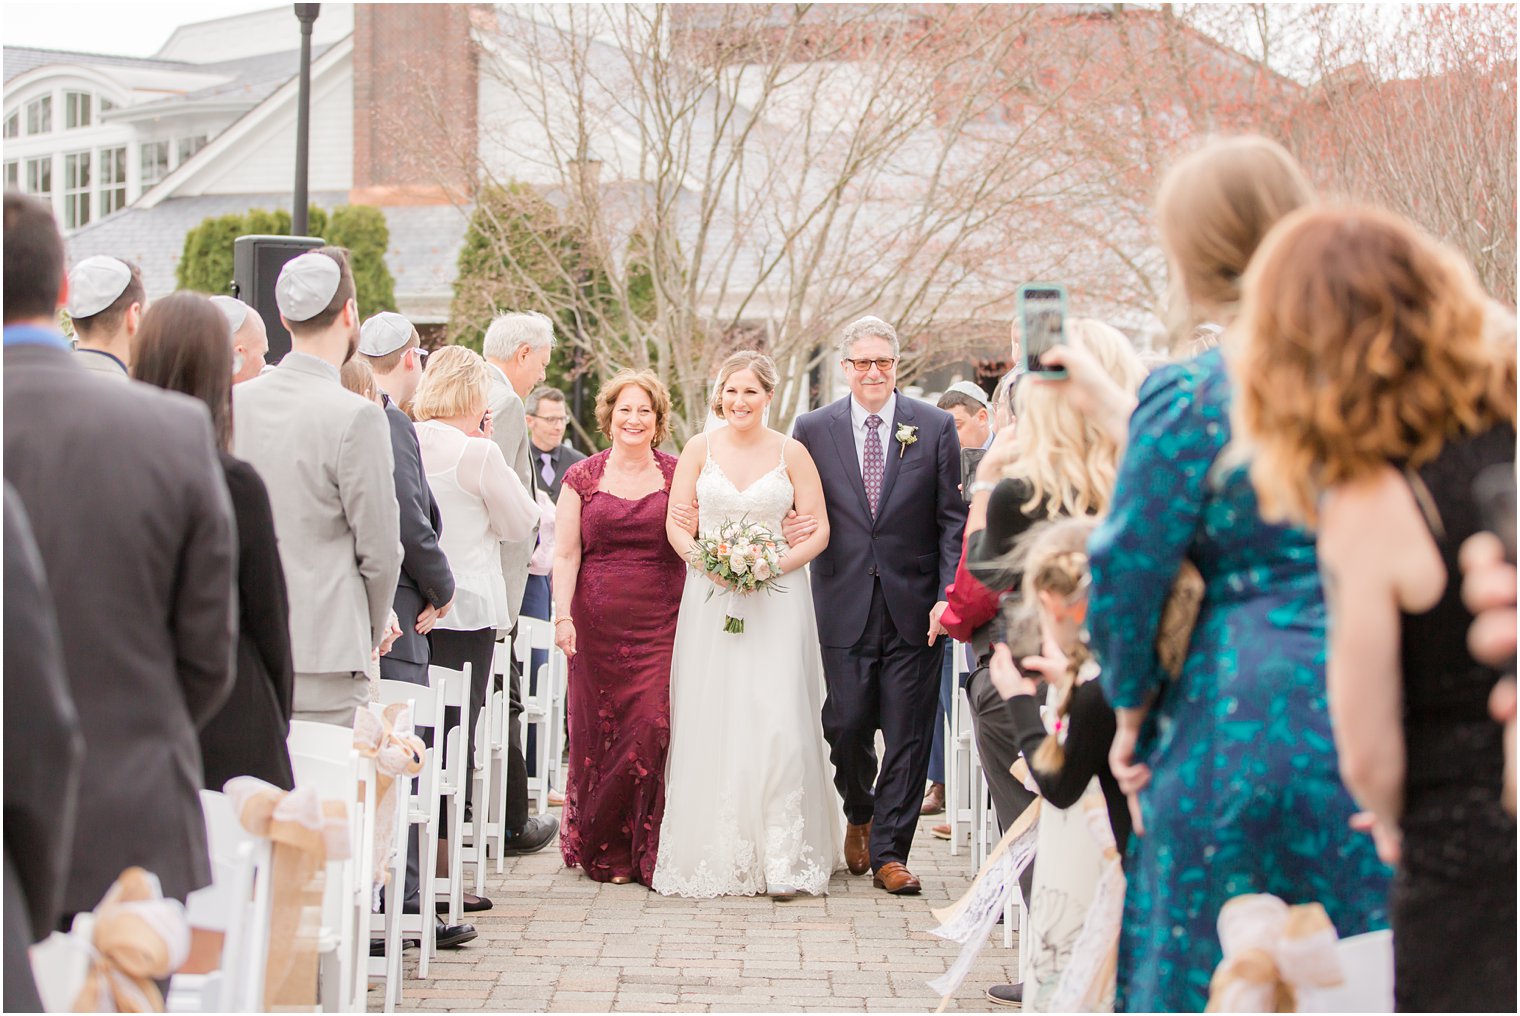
top-left (895, 423), bottom-right (918, 458)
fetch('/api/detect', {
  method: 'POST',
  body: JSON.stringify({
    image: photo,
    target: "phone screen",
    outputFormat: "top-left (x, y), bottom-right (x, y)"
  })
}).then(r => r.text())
top-left (1021, 286), bottom-right (1065, 374)
top-left (960, 447), bottom-right (987, 503)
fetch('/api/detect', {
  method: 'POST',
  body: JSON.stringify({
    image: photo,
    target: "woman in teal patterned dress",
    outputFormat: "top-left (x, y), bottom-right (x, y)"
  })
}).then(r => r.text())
top-left (1085, 137), bottom-right (1390, 1012)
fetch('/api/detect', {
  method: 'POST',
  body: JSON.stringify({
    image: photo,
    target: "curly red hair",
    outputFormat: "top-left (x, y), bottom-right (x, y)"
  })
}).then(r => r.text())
top-left (1233, 204), bottom-right (1517, 527)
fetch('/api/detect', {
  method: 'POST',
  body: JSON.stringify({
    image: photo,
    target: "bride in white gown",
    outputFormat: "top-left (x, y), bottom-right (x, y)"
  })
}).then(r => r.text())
top-left (653, 351), bottom-right (845, 898)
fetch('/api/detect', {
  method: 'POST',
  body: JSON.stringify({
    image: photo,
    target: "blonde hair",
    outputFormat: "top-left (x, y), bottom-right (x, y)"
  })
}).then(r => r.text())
top-left (1000, 319), bottom-right (1146, 517)
top-left (594, 369), bottom-right (672, 445)
top-left (999, 516), bottom-right (1098, 777)
top-left (1234, 204), bottom-right (1517, 528)
top-left (710, 350), bottom-right (778, 418)
top-left (411, 345), bottom-right (490, 422)
top-left (1156, 135), bottom-right (1315, 346)
top-left (340, 357), bottom-right (377, 402)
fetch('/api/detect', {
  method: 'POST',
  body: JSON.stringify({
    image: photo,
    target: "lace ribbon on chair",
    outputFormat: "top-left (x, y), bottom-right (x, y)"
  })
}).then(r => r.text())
top-left (52, 866), bottom-right (190, 1013)
top-left (1205, 894), bottom-right (1345, 1012)
top-left (926, 798), bottom-right (1041, 1008)
top-left (224, 776), bottom-right (350, 1010)
top-left (353, 702), bottom-right (425, 909)
top-left (1046, 795), bottom-right (1125, 1012)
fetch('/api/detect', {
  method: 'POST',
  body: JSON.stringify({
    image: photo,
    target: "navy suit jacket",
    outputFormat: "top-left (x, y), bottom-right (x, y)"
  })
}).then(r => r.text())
top-left (384, 396), bottom-right (455, 666)
top-left (793, 393), bottom-right (967, 649)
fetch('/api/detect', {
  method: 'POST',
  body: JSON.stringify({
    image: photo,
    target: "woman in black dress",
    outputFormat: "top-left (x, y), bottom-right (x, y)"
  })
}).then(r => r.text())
top-left (1234, 205), bottom-right (1516, 1011)
top-left (133, 292), bottom-right (295, 790)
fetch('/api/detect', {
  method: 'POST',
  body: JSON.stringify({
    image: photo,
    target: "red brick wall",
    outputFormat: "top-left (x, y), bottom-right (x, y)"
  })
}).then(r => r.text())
top-left (351, 3), bottom-right (483, 205)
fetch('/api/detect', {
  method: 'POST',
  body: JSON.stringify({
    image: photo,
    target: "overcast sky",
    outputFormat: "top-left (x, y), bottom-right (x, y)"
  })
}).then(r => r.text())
top-left (3, 2), bottom-right (283, 57)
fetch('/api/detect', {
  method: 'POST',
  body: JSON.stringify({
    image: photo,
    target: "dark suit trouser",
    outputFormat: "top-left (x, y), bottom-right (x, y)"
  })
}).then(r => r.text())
top-left (965, 665), bottom-right (1037, 902)
top-left (379, 655), bottom-right (429, 912)
top-left (820, 580), bottom-right (942, 868)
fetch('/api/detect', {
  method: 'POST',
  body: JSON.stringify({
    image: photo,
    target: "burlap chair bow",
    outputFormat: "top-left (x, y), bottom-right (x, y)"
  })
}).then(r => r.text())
top-left (352, 701), bottom-right (425, 907)
top-left (224, 776), bottom-right (350, 1010)
top-left (69, 867), bottom-right (189, 1012)
top-left (1206, 894), bottom-right (1345, 1012)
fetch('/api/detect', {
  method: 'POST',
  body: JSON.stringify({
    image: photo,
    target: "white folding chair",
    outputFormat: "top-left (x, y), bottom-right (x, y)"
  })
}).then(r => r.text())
top-left (376, 679), bottom-right (444, 981)
top-left (1300, 929), bottom-right (1395, 1012)
top-left (428, 663), bottom-right (471, 927)
top-left (167, 790), bottom-right (272, 1013)
top-left (946, 642), bottom-right (976, 858)
top-left (544, 644), bottom-right (569, 796)
top-left (288, 742), bottom-right (369, 1013)
top-left (514, 617), bottom-right (557, 815)
top-left (483, 654), bottom-right (512, 873)
top-left (461, 682), bottom-right (495, 899)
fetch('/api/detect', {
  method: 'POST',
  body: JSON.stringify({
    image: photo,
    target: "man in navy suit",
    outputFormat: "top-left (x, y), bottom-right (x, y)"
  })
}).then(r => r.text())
top-left (792, 316), bottom-right (968, 894)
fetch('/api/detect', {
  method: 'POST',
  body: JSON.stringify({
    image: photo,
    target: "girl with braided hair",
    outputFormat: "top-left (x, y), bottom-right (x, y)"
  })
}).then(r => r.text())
top-left (986, 516), bottom-right (1128, 1011)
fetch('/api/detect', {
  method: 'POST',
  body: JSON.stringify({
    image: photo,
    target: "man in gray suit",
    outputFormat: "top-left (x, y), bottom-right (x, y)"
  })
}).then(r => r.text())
top-left (66, 255), bottom-right (144, 380)
top-left (483, 312), bottom-right (553, 623)
top-left (3, 193), bottom-right (237, 917)
top-left (234, 248), bottom-right (402, 725)
top-left (481, 312), bottom-right (558, 854)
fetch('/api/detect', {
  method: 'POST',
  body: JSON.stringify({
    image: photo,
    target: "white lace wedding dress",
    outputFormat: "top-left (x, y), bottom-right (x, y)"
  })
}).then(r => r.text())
top-left (651, 448), bottom-right (846, 898)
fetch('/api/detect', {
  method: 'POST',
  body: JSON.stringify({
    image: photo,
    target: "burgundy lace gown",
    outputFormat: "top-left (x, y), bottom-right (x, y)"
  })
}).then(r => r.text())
top-left (559, 449), bottom-right (685, 884)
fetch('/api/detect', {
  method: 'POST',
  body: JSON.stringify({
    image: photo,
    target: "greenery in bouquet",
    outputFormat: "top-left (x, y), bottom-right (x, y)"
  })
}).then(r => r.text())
top-left (690, 518), bottom-right (785, 633)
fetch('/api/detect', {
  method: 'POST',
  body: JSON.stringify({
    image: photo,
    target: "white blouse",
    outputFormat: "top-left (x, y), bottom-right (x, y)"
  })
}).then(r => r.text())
top-left (415, 420), bottom-right (540, 631)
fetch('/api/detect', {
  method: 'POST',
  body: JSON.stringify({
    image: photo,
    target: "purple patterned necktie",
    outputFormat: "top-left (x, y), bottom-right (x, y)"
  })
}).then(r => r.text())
top-left (540, 451), bottom-right (556, 489)
top-left (863, 414), bottom-right (884, 517)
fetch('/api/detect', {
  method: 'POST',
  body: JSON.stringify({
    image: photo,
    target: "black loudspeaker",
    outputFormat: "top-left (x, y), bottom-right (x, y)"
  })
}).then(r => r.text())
top-left (231, 234), bottom-right (324, 365)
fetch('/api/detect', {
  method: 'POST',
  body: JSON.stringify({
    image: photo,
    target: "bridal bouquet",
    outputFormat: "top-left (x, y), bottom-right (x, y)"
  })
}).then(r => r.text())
top-left (690, 519), bottom-right (785, 634)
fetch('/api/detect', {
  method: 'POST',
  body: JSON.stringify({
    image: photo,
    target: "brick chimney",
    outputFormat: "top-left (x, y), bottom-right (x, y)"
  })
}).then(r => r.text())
top-left (350, 4), bottom-right (485, 205)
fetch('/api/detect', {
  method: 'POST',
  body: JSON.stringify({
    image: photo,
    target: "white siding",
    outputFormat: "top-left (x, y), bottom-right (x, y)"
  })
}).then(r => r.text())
top-left (173, 53), bottom-right (352, 196)
top-left (155, 5), bottom-right (354, 64)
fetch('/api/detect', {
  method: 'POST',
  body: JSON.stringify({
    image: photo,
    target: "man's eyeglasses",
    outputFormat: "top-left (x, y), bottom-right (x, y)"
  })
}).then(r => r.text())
top-left (843, 357), bottom-right (898, 372)
top-left (530, 413), bottom-right (568, 426)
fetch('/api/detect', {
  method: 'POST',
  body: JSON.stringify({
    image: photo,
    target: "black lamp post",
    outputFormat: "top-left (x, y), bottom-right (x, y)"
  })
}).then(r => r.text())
top-left (292, 4), bottom-right (321, 235)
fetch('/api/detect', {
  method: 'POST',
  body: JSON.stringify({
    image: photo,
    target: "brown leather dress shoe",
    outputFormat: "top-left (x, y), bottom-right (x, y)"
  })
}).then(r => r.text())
top-left (920, 782), bottom-right (946, 815)
top-left (844, 821), bottom-right (872, 875)
top-left (872, 861), bottom-right (922, 895)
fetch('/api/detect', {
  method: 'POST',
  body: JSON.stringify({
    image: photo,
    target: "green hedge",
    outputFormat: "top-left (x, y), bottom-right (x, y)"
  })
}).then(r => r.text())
top-left (176, 204), bottom-right (394, 314)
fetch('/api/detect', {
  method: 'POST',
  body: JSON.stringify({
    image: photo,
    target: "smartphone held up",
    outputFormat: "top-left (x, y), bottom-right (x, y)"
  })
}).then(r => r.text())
top-left (1018, 282), bottom-right (1068, 378)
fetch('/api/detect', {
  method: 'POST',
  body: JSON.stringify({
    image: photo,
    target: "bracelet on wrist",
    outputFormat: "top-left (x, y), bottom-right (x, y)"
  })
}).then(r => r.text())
top-left (969, 479), bottom-right (1000, 496)
top-left (553, 616), bottom-right (573, 625)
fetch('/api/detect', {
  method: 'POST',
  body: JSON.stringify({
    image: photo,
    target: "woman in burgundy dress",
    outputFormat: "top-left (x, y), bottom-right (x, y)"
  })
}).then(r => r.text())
top-left (552, 369), bottom-right (686, 885)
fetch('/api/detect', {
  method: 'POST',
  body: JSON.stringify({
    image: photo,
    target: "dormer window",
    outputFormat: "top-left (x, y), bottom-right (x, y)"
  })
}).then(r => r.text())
top-left (65, 92), bottom-right (92, 130)
top-left (25, 95), bottom-right (51, 135)
top-left (177, 135), bottom-right (208, 163)
top-left (3, 112), bottom-right (17, 139)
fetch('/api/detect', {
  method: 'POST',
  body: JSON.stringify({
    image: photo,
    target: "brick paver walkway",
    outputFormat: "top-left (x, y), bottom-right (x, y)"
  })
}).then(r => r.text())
top-left (389, 812), bottom-right (1020, 1012)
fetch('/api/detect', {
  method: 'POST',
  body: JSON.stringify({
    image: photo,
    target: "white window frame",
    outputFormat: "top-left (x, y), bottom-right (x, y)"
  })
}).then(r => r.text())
top-left (3, 111), bottom-right (18, 139)
top-left (64, 151), bottom-right (91, 229)
top-left (140, 140), bottom-right (170, 187)
top-left (176, 135), bottom-right (208, 165)
top-left (64, 91), bottom-right (92, 130)
top-left (25, 156), bottom-right (52, 199)
top-left (4, 161), bottom-right (18, 189)
top-left (26, 95), bottom-right (52, 135)
top-left (98, 146), bottom-right (126, 216)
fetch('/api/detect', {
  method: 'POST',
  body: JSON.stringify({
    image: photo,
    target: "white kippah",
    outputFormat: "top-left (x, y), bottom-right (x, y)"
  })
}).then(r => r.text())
top-left (66, 256), bottom-right (133, 318)
top-left (943, 380), bottom-right (990, 409)
top-left (359, 312), bottom-right (415, 357)
top-left (210, 295), bottom-right (250, 334)
top-left (275, 252), bottom-right (341, 322)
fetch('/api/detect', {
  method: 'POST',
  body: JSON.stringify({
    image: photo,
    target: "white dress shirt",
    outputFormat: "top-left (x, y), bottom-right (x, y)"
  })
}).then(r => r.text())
top-left (849, 391), bottom-right (897, 474)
